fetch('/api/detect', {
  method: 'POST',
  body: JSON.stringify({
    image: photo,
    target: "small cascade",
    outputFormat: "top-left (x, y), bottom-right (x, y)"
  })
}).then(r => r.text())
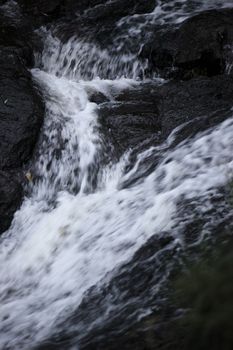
top-left (0, 0), bottom-right (233, 349)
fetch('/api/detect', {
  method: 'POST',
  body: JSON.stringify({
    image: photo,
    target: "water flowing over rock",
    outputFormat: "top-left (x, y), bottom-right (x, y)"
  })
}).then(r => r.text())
top-left (0, 1), bottom-right (233, 349)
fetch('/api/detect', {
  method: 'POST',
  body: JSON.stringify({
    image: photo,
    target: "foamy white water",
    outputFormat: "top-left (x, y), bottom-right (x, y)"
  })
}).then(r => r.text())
top-left (1, 1), bottom-right (233, 348)
top-left (40, 31), bottom-right (148, 80)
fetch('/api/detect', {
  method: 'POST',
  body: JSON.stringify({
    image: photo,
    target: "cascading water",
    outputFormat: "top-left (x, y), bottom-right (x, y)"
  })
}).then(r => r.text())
top-left (1, 1), bottom-right (233, 349)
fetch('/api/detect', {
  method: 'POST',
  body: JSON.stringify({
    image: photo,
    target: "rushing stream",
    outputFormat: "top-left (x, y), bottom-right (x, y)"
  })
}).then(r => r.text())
top-left (1, 1), bottom-right (233, 349)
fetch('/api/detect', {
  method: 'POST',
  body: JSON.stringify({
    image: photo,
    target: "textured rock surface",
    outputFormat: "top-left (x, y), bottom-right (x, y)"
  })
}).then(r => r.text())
top-left (142, 8), bottom-right (233, 79)
top-left (0, 51), bottom-right (44, 169)
top-left (160, 73), bottom-right (233, 138)
top-left (98, 84), bottom-right (162, 155)
top-left (97, 73), bottom-right (233, 160)
top-left (0, 8), bottom-right (44, 234)
top-left (0, 171), bottom-right (23, 233)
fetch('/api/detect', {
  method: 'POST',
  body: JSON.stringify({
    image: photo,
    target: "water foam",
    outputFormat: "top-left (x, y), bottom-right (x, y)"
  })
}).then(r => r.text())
top-left (40, 32), bottom-right (148, 80)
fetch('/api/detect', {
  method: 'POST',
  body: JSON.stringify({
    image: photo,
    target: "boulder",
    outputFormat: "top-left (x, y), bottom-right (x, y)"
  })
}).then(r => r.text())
top-left (78, 0), bottom-right (155, 21)
top-left (98, 84), bottom-right (162, 156)
top-left (53, 0), bottom-right (155, 49)
top-left (17, 0), bottom-right (64, 26)
top-left (0, 50), bottom-right (44, 169)
top-left (97, 73), bottom-right (233, 161)
top-left (18, 0), bottom-right (155, 20)
top-left (160, 73), bottom-right (233, 139)
top-left (0, 10), bottom-right (44, 234)
top-left (0, 171), bottom-right (23, 234)
top-left (142, 8), bottom-right (233, 79)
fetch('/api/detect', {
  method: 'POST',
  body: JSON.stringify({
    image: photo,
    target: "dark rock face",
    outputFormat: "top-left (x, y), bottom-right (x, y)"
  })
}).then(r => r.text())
top-left (0, 5), bottom-right (31, 55)
top-left (0, 51), bottom-right (44, 169)
top-left (51, 0), bottom-right (155, 50)
top-left (17, 0), bottom-right (65, 26)
top-left (0, 9), bottom-right (44, 234)
top-left (98, 84), bottom-right (162, 155)
top-left (142, 8), bottom-right (233, 79)
top-left (18, 0), bottom-right (155, 20)
top-left (77, 0), bottom-right (155, 21)
top-left (160, 73), bottom-right (233, 139)
top-left (0, 171), bottom-right (23, 234)
top-left (97, 73), bottom-right (233, 161)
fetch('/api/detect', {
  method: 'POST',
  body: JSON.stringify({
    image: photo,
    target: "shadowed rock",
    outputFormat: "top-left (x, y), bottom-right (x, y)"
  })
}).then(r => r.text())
top-left (0, 170), bottom-right (23, 234)
top-left (0, 9), bottom-right (44, 234)
top-left (141, 8), bottom-right (233, 79)
top-left (97, 73), bottom-right (233, 163)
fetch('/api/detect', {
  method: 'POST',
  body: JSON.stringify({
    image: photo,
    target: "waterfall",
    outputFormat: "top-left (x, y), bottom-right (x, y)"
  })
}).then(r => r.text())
top-left (0, 1), bottom-right (233, 349)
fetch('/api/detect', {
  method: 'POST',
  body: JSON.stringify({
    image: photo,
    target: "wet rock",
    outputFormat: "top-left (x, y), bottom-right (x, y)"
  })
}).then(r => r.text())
top-left (18, 0), bottom-right (155, 28)
top-left (53, 0), bottom-right (155, 50)
top-left (160, 73), bottom-right (233, 139)
top-left (18, 0), bottom-right (62, 14)
top-left (0, 10), bottom-right (45, 234)
top-left (88, 90), bottom-right (109, 104)
top-left (0, 50), bottom-right (44, 169)
top-left (17, 0), bottom-right (65, 26)
top-left (98, 83), bottom-right (162, 157)
top-left (0, 50), bottom-right (44, 234)
top-left (79, 0), bottom-right (155, 22)
top-left (0, 22), bottom-right (33, 66)
top-left (97, 73), bottom-right (233, 161)
top-left (142, 8), bottom-right (233, 79)
top-left (0, 171), bottom-right (23, 234)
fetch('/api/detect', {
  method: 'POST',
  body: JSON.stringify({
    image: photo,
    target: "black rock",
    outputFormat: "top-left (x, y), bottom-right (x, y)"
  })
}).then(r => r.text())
top-left (97, 73), bottom-right (233, 161)
top-left (160, 73), bottom-right (233, 139)
top-left (18, 0), bottom-right (154, 28)
top-left (0, 9), bottom-right (45, 234)
top-left (79, 0), bottom-right (155, 22)
top-left (0, 171), bottom-right (23, 234)
top-left (17, 0), bottom-right (65, 26)
top-left (98, 83), bottom-right (162, 159)
top-left (0, 50), bottom-right (44, 169)
top-left (142, 8), bottom-right (233, 79)
top-left (53, 0), bottom-right (155, 50)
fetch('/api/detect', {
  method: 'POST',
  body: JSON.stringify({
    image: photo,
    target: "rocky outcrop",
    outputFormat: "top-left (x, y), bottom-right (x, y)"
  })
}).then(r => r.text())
top-left (98, 83), bottom-right (162, 156)
top-left (0, 171), bottom-right (23, 234)
top-left (160, 73), bottom-right (233, 139)
top-left (0, 7), bottom-right (44, 234)
top-left (141, 8), bottom-right (233, 79)
top-left (0, 51), bottom-right (44, 169)
top-left (18, 0), bottom-right (155, 20)
top-left (97, 73), bottom-right (233, 161)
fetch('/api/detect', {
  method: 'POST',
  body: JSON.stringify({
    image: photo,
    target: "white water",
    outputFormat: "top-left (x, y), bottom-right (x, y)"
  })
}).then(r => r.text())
top-left (151, 0), bottom-right (233, 24)
top-left (118, 0), bottom-right (233, 27)
top-left (40, 30), bottom-right (148, 80)
top-left (1, 2), bottom-right (233, 349)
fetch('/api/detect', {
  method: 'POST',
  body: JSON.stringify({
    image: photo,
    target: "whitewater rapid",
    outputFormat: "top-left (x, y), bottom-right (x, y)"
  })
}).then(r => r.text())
top-left (1, 1), bottom-right (233, 349)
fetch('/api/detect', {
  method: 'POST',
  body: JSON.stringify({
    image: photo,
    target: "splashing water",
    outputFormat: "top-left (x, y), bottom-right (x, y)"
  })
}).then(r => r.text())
top-left (40, 31), bottom-right (148, 80)
top-left (1, 1), bottom-right (233, 349)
